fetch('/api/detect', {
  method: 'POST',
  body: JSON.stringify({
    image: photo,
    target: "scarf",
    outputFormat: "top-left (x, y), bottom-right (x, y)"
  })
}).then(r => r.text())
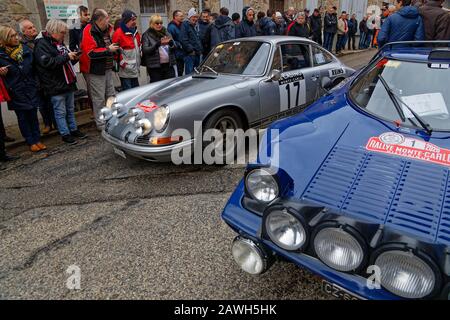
top-left (4, 44), bottom-right (24, 63)
top-left (54, 40), bottom-right (76, 85)
top-left (150, 27), bottom-right (168, 39)
top-left (120, 21), bottom-right (137, 35)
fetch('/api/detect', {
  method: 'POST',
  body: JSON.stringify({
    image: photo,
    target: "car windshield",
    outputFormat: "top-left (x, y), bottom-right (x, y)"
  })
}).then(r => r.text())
top-left (349, 58), bottom-right (450, 131)
top-left (201, 41), bottom-right (271, 75)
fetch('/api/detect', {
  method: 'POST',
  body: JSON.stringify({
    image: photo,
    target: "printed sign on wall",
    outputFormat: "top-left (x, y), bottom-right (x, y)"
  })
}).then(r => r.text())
top-left (44, 0), bottom-right (88, 19)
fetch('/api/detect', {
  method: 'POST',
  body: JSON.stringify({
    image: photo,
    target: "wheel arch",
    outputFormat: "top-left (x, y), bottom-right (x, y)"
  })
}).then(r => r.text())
top-left (203, 105), bottom-right (250, 130)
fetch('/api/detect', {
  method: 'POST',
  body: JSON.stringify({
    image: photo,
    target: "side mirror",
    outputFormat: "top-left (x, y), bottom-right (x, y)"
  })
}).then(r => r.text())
top-left (268, 69), bottom-right (282, 82)
top-left (321, 77), bottom-right (333, 91)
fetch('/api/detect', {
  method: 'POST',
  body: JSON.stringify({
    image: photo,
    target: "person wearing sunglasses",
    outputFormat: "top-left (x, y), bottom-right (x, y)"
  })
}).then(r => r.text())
top-left (142, 15), bottom-right (176, 83)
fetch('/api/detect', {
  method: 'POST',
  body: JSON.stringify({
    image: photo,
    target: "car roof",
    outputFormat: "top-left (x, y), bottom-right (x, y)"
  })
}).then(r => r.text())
top-left (379, 41), bottom-right (450, 63)
top-left (228, 36), bottom-right (318, 46)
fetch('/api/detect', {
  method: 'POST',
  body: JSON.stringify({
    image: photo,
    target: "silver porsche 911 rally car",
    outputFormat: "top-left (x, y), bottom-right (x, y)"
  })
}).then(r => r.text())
top-left (100, 36), bottom-right (354, 162)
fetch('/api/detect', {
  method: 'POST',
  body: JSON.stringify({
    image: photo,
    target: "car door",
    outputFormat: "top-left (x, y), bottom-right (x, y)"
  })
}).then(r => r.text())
top-left (279, 43), bottom-right (321, 109)
top-left (260, 42), bottom-right (320, 121)
top-left (311, 45), bottom-right (346, 91)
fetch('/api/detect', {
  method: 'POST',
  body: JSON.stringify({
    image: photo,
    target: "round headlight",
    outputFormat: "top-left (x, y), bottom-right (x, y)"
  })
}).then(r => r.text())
top-left (127, 108), bottom-right (144, 124)
top-left (265, 209), bottom-right (307, 251)
top-left (375, 250), bottom-right (437, 299)
top-left (231, 237), bottom-right (267, 275)
top-left (106, 96), bottom-right (116, 108)
top-left (111, 103), bottom-right (124, 117)
top-left (153, 106), bottom-right (169, 132)
top-left (314, 226), bottom-right (365, 272)
top-left (134, 119), bottom-right (152, 136)
top-left (245, 169), bottom-right (279, 203)
top-left (99, 107), bottom-right (112, 122)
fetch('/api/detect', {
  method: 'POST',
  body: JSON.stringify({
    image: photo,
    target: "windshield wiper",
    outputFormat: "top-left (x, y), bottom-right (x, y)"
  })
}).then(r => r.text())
top-left (200, 65), bottom-right (218, 76)
top-left (378, 74), bottom-right (433, 135)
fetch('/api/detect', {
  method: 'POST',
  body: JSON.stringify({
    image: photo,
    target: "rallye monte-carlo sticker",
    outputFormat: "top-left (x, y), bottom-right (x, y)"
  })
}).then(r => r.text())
top-left (278, 71), bottom-right (306, 112)
top-left (366, 132), bottom-right (450, 167)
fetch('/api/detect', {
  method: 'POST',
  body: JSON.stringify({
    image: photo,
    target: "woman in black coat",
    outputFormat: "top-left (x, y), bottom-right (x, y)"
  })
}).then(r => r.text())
top-left (0, 26), bottom-right (45, 152)
top-left (142, 15), bottom-right (177, 83)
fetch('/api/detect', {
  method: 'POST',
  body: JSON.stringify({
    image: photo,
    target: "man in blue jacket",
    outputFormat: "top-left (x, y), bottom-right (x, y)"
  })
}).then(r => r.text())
top-left (377, 0), bottom-right (425, 48)
top-left (259, 10), bottom-right (277, 36)
top-left (180, 8), bottom-right (202, 74)
top-left (168, 10), bottom-right (185, 76)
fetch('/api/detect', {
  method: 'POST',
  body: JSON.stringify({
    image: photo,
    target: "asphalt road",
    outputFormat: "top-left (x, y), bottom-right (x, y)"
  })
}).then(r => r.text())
top-left (0, 50), bottom-right (376, 299)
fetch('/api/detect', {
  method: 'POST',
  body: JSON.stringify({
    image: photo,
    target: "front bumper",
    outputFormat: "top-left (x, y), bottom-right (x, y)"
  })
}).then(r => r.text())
top-left (221, 180), bottom-right (401, 300)
top-left (101, 130), bottom-right (194, 162)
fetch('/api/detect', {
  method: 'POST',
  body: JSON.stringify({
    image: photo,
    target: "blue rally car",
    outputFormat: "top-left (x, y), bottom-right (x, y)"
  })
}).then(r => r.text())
top-left (221, 41), bottom-right (450, 300)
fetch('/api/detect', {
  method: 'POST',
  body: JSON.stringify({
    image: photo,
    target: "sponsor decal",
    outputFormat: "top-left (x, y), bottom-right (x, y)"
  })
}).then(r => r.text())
top-left (278, 72), bottom-right (305, 85)
top-left (329, 68), bottom-right (345, 77)
top-left (137, 100), bottom-right (159, 113)
top-left (366, 132), bottom-right (450, 167)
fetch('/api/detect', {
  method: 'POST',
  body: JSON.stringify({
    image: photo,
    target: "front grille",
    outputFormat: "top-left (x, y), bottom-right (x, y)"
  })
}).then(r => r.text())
top-left (302, 144), bottom-right (450, 246)
top-left (135, 134), bottom-right (151, 146)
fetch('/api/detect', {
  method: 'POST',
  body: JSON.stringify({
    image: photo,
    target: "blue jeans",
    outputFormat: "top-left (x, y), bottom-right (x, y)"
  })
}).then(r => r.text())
top-left (14, 109), bottom-right (40, 145)
top-left (184, 55), bottom-right (200, 75)
top-left (51, 92), bottom-right (77, 136)
top-left (359, 32), bottom-right (367, 49)
top-left (120, 77), bottom-right (140, 91)
top-left (323, 32), bottom-right (335, 52)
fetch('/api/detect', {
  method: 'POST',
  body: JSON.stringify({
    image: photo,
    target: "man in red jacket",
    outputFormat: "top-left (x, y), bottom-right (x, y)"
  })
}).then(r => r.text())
top-left (112, 10), bottom-right (141, 90)
top-left (80, 8), bottom-right (119, 129)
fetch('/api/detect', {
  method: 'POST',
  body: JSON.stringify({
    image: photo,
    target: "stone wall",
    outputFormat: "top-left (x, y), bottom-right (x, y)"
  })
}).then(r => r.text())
top-left (0, 0), bottom-right (41, 31)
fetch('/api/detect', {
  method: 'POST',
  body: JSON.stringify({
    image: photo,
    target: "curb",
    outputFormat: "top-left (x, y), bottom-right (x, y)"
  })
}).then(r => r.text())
top-left (5, 110), bottom-right (95, 150)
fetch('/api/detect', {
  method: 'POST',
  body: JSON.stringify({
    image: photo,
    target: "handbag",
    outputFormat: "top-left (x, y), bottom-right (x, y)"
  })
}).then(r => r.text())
top-left (0, 76), bottom-right (10, 102)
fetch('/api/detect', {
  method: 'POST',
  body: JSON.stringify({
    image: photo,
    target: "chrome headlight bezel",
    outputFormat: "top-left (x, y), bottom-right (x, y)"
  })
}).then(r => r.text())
top-left (99, 107), bottom-right (112, 123)
top-left (245, 168), bottom-right (280, 203)
top-left (153, 105), bottom-right (170, 132)
top-left (263, 206), bottom-right (309, 252)
top-left (134, 118), bottom-right (152, 136)
top-left (111, 103), bottom-right (125, 117)
top-left (127, 107), bottom-right (145, 124)
top-left (312, 222), bottom-right (367, 273)
top-left (371, 245), bottom-right (442, 299)
top-left (231, 236), bottom-right (269, 275)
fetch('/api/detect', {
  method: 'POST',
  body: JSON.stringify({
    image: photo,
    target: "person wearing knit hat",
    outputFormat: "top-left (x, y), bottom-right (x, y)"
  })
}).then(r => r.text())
top-left (180, 7), bottom-right (202, 74)
top-left (112, 9), bottom-right (142, 90)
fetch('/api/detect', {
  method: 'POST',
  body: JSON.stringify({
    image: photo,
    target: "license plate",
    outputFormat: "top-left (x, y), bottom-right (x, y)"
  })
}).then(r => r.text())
top-left (113, 147), bottom-right (126, 159)
top-left (321, 280), bottom-right (362, 300)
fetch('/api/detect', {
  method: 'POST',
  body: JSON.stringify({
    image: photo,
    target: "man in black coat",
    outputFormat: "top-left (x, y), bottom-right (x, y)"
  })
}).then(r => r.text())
top-left (347, 14), bottom-right (358, 50)
top-left (323, 6), bottom-right (338, 51)
top-left (310, 9), bottom-right (323, 45)
top-left (236, 6), bottom-right (257, 38)
top-left (69, 5), bottom-right (90, 52)
top-left (288, 13), bottom-right (312, 39)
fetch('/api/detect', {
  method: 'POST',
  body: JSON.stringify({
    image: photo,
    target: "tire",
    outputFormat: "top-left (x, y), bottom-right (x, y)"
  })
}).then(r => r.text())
top-left (200, 109), bottom-right (244, 165)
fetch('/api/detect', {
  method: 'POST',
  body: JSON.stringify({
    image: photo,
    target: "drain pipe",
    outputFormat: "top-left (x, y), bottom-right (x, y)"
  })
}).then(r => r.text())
top-left (199, 0), bottom-right (202, 12)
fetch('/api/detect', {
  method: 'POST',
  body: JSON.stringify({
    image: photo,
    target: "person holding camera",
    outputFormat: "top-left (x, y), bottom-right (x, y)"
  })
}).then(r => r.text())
top-left (80, 8), bottom-right (119, 129)
top-left (34, 19), bottom-right (86, 145)
top-left (142, 15), bottom-right (176, 83)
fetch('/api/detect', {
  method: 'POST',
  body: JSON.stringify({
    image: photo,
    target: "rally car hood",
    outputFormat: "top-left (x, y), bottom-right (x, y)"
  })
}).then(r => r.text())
top-left (261, 93), bottom-right (450, 246)
top-left (143, 73), bottom-right (249, 106)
